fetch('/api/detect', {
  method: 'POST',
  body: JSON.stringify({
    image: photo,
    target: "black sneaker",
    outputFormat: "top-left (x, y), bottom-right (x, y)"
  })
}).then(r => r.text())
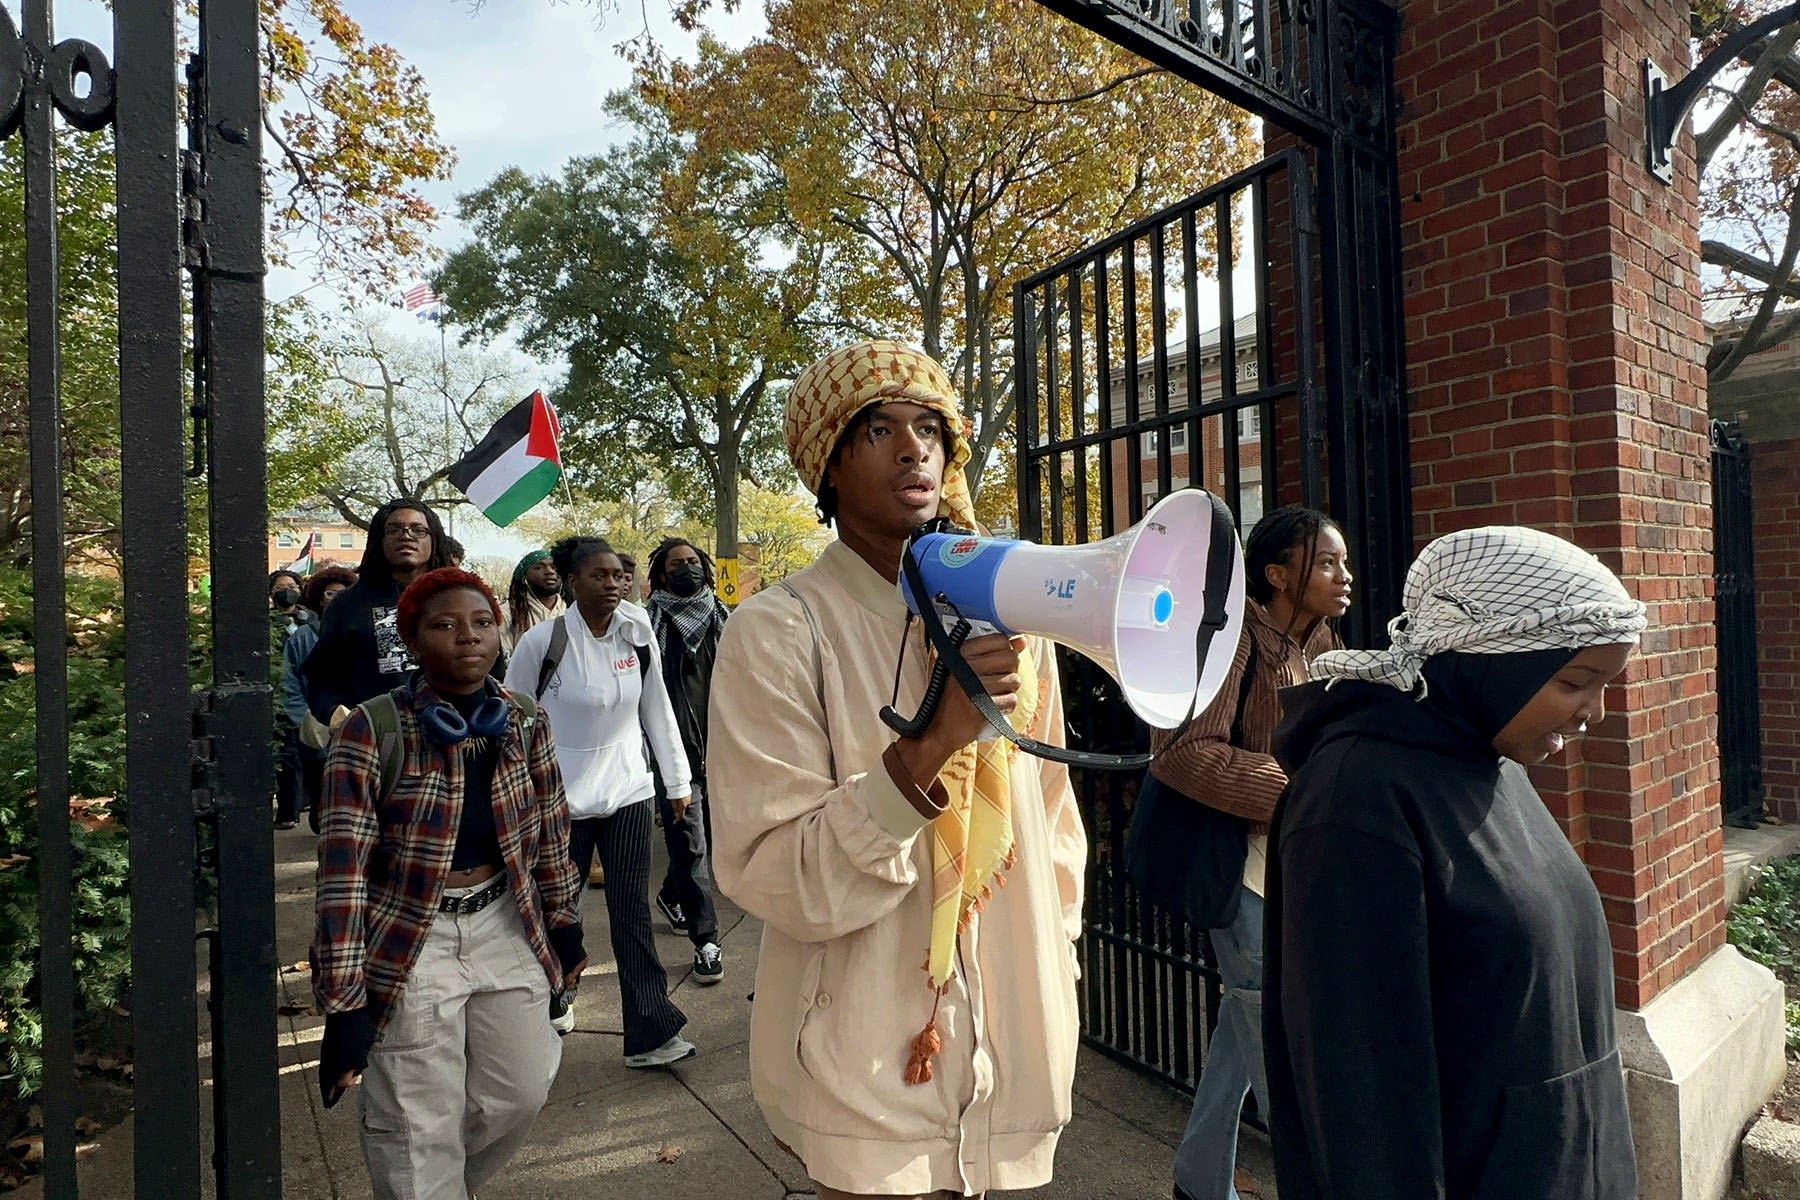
top-left (693, 942), bottom-right (723, 985)
top-left (655, 894), bottom-right (690, 935)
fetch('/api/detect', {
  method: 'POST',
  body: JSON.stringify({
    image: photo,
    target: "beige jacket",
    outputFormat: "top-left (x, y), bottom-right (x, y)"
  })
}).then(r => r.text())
top-left (707, 541), bottom-right (1086, 1196)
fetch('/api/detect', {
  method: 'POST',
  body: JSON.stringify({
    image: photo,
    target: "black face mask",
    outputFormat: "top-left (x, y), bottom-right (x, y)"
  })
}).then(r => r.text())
top-left (272, 587), bottom-right (301, 609)
top-left (666, 563), bottom-right (707, 598)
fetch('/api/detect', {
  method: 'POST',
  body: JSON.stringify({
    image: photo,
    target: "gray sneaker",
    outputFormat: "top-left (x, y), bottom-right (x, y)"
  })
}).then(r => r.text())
top-left (693, 942), bottom-right (723, 985)
top-left (624, 1035), bottom-right (697, 1069)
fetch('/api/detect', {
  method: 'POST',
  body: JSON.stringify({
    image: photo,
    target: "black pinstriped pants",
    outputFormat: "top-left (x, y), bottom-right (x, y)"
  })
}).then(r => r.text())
top-left (567, 800), bottom-right (687, 1056)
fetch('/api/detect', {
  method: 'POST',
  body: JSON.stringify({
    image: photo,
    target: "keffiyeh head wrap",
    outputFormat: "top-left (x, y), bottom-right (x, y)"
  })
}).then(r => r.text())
top-left (1310, 526), bottom-right (1647, 696)
top-left (785, 339), bottom-right (978, 530)
top-left (785, 339), bottom-right (1042, 1086)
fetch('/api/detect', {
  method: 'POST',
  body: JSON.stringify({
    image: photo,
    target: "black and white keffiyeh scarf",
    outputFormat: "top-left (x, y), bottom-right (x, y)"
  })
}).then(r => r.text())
top-left (645, 589), bottom-right (725, 653)
top-left (1311, 526), bottom-right (1648, 696)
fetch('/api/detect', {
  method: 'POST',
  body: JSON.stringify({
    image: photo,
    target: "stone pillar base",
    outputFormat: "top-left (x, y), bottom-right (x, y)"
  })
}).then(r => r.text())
top-left (1617, 945), bottom-right (1786, 1199)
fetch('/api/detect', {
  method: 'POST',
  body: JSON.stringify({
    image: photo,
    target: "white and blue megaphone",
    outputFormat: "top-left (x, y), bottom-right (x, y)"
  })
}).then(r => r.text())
top-left (897, 488), bottom-right (1247, 729)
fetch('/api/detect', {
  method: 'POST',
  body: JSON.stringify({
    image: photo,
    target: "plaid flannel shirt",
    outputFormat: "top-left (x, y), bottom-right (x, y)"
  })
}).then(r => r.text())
top-left (311, 679), bottom-right (581, 1027)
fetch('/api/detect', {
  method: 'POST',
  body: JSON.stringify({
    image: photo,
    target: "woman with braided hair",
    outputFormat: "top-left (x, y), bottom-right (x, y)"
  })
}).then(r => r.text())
top-left (1265, 526), bottom-right (1644, 1199)
top-left (1150, 504), bottom-right (1351, 1200)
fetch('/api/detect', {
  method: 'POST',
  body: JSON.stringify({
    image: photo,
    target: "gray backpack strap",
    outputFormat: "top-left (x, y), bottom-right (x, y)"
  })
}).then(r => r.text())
top-left (357, 694), bottom-right (404, 804)
top-left (511, 691), bottom-right (539, 761)
top-left (536, 615), bottom-right (570, 700)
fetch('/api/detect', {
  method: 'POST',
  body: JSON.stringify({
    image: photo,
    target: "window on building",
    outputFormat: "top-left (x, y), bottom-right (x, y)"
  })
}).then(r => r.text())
top-left (1237, 481), bottom-right (1265, 526)
top-left (1236, 407), bottom-right (1263, 442)
top-left (276, 533), bottom-right (296, 548)
top-left (1139, 425), bottom-right (1189, 457)
top-left (339, 533), bottom-right (355, 548)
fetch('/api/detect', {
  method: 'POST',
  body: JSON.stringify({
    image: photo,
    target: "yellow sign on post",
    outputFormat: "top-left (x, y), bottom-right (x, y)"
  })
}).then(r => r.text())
top-left (716, 557), bottom-right (741, 606)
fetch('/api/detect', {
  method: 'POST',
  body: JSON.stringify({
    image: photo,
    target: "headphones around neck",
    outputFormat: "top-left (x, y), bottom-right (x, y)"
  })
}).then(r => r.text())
top-left (417, 681), bottom-right (512, 746)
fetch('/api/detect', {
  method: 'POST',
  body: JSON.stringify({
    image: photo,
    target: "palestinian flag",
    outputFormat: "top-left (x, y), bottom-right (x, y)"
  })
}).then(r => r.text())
top-left (288, 532), bottom-right (316, 576)
top-left (448, 391), bottom-right (563, 527)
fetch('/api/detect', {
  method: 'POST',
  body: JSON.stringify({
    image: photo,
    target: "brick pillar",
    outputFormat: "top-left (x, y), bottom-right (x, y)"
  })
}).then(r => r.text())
top-left (1397, 0), bottom-right (1716, 1007)
top-left (1393, 1), bottom-right (1783, 1194)
top-left (1754, 436), bottom-right (1800, 822)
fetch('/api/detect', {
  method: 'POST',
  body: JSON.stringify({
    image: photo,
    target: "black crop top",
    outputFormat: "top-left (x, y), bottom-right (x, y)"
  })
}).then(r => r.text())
top-left (444, 688), bottom-right (504, 872)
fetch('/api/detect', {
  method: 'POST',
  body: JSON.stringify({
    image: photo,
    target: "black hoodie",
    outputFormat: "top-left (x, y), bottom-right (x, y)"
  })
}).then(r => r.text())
top-left (301, 500), bottom-right (449, 721)
top-left (1263, 679), bottom-right (1637, 1200)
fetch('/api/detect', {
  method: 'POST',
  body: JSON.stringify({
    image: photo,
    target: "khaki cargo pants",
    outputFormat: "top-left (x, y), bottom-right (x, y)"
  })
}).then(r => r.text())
top-left (359, 885), bottom-right (562, 1200)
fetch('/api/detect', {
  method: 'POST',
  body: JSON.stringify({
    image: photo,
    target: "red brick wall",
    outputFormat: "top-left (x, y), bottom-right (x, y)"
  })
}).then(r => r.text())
top-left (1755, 436), bottom-right (1800, 823)
top-left (1395, 0), bottom-right (1721, 1009)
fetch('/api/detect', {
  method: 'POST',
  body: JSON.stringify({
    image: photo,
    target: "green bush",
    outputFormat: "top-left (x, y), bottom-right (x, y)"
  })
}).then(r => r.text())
top-left (1726, 854), bottom-right (1800, 1054)
top-left (0, 568), bottom-right (133, 1093)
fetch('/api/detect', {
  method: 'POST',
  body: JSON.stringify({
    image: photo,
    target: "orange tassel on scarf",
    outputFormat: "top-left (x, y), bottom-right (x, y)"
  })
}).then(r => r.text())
top-left (904, 986), bottom-right (948, 1085)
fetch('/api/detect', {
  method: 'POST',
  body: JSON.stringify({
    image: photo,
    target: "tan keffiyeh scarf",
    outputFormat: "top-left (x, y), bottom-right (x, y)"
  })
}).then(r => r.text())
top-left (787, 339), bottom-right (1045, 1083)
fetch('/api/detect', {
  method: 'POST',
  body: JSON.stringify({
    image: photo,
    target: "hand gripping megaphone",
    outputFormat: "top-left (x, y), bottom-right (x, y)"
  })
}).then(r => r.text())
top-left (886, 488), bottom-right (1247, 769)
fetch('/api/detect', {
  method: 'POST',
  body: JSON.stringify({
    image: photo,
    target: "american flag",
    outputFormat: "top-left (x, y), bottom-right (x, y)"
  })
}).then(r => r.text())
top-left (401, 283), bottom-right (441, 311)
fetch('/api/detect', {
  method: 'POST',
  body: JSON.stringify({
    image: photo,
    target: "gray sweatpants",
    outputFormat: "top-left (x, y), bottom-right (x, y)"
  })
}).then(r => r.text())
top-left (359, 883), bottom-right (562, 1200)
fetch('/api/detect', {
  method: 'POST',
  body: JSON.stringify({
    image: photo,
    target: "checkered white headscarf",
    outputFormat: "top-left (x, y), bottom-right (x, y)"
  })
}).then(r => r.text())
top-left (1310, 526), bottom-right (1648, 695)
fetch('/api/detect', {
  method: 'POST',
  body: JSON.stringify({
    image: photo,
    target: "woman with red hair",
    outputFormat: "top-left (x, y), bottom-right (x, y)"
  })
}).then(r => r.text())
top-left (312, 568), bottom-right (585, 1200)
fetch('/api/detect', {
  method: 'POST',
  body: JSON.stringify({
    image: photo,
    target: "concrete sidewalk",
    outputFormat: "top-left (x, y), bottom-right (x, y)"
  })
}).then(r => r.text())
top-left (35, 826), bottom-right (1277, 1198)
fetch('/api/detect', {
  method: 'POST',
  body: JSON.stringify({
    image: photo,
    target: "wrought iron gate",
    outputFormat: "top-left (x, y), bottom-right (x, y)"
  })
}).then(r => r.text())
top-left (6, 2), bottom-right (277, 1195)
top-left (1711, 419), bottom-right (1763, 829)
top-left (1017, 0), bottom-right (1407, 1089)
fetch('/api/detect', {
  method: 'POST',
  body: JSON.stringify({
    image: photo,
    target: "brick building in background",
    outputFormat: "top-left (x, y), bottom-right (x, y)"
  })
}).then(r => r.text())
top-left (267, 510), bottom-right (367, 574)
top-left (1709, 325), bottom-right (1800, 825)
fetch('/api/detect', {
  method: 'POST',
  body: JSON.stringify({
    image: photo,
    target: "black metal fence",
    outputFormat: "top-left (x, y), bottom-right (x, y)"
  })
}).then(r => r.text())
top-left (7, 1), bottom-right (276, 1194)
top-left (1013, 151), bottom-right (1319, 1088)
top-left (1712, 419), bottom-right (1764, 829)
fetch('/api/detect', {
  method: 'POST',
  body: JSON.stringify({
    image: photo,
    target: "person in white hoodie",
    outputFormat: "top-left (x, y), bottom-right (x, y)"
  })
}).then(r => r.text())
top-left (505, 534), bottom-right (698, 1069)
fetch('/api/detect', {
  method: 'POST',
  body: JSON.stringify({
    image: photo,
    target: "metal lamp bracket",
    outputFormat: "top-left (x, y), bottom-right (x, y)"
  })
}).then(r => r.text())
top-left (1646, 2), bottom-right (1800, 184)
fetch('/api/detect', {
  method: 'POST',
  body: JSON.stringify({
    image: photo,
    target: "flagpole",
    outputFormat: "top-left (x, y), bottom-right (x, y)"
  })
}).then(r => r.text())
top-left (440, 315), bottom-right (455, 539)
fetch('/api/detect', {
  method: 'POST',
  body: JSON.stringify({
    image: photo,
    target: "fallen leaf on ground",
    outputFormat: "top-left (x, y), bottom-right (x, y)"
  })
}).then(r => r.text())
top-left (74, 1117), bottom-right (103, 1137)
top-left (655, 1142), bottom-right (681, 1164)
top-left (8, 1135), bottom-right (42, 1164)
top-left (276, 1001), bottom-right (317, 1018)
top-left (75, 1142), bottom-right (99, 1159)
top-left (280, 960), bottom-right (310, 975)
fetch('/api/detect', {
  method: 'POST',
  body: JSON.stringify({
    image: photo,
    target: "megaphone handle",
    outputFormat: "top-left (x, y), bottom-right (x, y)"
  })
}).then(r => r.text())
top-left (898, 544), bottom-right (1151, 773)
top-left (879, 619), bottom-right (970, 740)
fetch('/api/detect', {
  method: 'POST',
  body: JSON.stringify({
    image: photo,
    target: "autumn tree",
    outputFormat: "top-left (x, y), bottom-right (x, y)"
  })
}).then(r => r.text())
top-left (261, 0), bottom-right (455, 285)
top-left (648, 0), bottom-right (1258, 500)
top-left (1695, 1), bottom-right (1800, 379)
top-left (435, 94), bottom-right (840, 561)
top-left (737, 483), bottom-right (827, 586)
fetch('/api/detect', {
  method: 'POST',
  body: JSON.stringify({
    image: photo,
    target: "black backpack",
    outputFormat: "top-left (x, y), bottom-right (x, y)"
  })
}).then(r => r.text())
top-left (1123, 637), bottom-right (1260, 932)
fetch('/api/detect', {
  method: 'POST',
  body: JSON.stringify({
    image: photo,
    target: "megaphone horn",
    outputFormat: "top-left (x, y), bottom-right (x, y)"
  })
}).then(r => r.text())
top-left (897, 488), bottom-right (1247, 732)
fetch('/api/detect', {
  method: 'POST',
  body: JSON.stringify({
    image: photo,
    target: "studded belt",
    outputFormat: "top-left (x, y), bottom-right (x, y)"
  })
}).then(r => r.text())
top-left (440, 874), bottom-right (507, 915)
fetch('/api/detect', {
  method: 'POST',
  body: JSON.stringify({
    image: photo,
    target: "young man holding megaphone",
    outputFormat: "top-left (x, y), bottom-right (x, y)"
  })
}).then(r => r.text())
top-left (705, 340), bottom-right (1088, 1200)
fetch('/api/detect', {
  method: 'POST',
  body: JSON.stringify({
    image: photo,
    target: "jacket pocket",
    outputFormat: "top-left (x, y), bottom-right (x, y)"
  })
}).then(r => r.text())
top-left (791, 944), bottom-right (829, 1082)
top-left (1471, 1049), bottom-right (1637, 1200)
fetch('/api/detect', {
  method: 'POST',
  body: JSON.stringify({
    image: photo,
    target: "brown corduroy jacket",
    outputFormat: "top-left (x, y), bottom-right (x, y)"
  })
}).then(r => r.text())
top-left (1148, 601), bottom-right (1338, 835)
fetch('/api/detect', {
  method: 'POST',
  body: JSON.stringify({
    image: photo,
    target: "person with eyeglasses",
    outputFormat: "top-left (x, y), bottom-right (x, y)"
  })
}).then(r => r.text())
top-left (304, 498), bottom-right (454, 726)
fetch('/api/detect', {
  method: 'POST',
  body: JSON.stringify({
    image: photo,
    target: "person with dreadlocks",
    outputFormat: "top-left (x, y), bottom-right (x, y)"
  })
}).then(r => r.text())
top-left (706, 341), bottom-right (1084, 1199)
top-left (501, 549), bottom-right (565, 654)
top-left (643, 537), bottom-right (728, 982)
top-left (1149, 504), bottom-right (1351, 1200)
top-left (304, 499), bottom-right (453, 725)
top-left (1264, 527), bottom-right (1644, 1199)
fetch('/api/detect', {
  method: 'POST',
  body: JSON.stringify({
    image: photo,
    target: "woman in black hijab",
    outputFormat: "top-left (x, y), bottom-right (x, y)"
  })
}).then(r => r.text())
top-left (1265, 526), bottom-right (1647, 1200)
